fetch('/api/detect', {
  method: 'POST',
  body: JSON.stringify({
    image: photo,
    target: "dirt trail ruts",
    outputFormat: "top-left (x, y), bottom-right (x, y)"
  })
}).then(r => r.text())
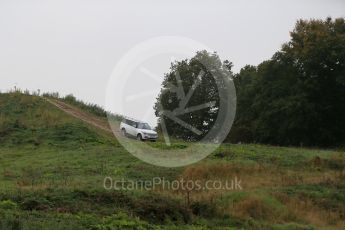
top-left (45, 98), bottom-right (115, 133)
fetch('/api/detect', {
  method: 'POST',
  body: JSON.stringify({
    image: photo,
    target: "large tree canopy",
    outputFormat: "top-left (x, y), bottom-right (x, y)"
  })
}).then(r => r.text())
top-left (154, 51), bottom-right (233, 141)
top-left (230, 17), bottom-right (345, 147)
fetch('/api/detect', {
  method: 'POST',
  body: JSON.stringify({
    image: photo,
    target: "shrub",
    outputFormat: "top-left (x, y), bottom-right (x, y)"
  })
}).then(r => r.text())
top-left (133, 195), bottom-right (192, 224)
top-left (21, 197), bottom-right (52, 211)
top-left (190, 201), bottom-right (216, 218)
top-left (232, 195), bottom-right (282, 221)
top-left (0, 200), bottom-right (17, 210)
top-left (94, 212), bottom-right (155, 230)
top-left (325, 158), bottom-right (345, 171)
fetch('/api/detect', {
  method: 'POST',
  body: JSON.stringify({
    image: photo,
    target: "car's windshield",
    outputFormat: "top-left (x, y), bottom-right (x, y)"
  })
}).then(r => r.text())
top-left (138, 123), bottom-right (151, 130)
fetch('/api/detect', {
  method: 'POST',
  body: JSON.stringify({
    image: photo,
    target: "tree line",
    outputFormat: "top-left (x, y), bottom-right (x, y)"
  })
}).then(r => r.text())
top-left (155, 18), bottom-right (345, 147)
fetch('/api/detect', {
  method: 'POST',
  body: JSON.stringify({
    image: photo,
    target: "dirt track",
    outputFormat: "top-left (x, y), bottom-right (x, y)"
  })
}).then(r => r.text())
top-left (45, 98), bottom-right (114, 133)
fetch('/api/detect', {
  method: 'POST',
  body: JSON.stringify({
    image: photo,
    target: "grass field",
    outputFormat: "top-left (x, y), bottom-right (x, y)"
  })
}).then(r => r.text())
top-left (0, 92), bottom-right (344, 229)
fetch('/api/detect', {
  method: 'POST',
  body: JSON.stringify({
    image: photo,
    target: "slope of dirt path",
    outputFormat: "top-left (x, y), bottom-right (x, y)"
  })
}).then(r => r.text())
top-left (45, 98), bottom-right (116, 134)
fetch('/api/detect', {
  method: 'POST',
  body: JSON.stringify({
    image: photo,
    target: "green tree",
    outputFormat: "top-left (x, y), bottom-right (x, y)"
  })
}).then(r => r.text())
top-left (228, 65), bottom-right (258, 143)
top-left (231, 17), bottom-right (345, 147)
top-left (154, 51), bottom-right (233, 141)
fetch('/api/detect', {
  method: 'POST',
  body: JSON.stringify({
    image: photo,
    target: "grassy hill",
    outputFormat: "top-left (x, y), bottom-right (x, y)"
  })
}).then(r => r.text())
top-left (0, 92), bottom-right (344, 229)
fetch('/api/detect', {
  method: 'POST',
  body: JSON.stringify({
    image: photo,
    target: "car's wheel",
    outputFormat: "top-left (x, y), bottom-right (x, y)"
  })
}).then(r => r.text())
top-left (121, 128), bottom-right (127, 136)
top-left (137, 134), bottom-right (143, 141)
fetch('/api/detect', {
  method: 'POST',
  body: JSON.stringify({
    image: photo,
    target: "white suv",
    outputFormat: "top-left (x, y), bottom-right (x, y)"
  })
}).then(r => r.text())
top-left (120, 118), bottom-right (158, 141)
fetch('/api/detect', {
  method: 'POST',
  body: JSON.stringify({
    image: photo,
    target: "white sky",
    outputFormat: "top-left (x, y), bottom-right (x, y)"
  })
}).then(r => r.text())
top-left (0, 0), bottom-right (344, 126)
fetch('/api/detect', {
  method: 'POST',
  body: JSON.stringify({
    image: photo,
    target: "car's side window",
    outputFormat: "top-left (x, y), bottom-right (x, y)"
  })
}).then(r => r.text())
top-left (138, 123), bottom-right (145, 129)
top-left (123, 119), bottom-right (139, 128)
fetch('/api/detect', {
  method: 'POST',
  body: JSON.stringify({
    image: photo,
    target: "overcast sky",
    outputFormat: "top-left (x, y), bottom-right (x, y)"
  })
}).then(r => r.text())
top-left (0, 0), bottom-right (344, 126)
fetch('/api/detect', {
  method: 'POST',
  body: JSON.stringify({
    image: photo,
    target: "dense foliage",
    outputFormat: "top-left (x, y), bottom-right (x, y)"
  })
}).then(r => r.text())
top-left (154, 51), bottom-right (233, 141)
top-left (230, 17), bottom-right (345, 147)
top-left (155, 18), bottom-right (345, 146)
